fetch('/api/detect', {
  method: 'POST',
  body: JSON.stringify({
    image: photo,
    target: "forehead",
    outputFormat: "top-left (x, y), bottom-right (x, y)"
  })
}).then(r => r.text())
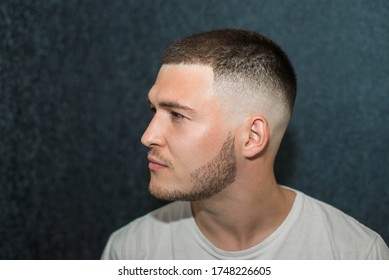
top-left (148, 64), bottom-right (215, 104)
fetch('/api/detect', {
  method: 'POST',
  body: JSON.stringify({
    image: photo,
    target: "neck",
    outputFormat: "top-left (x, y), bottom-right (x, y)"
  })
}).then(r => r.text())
top-left (191, 169), bottom-right (295, 251)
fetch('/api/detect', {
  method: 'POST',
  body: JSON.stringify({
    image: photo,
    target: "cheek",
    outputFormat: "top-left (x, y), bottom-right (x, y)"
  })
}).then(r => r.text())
top-left (171, 128), bottom-right (226, 167)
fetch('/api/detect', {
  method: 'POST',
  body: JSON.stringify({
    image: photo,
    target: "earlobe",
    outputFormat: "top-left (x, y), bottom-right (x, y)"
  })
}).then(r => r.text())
top-left (243, 117), bottom-right (269, 158)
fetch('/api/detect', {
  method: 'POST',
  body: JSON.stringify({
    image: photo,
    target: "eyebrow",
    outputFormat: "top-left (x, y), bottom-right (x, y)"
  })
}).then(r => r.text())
top-left (147, 98), bottom-right (195, 112)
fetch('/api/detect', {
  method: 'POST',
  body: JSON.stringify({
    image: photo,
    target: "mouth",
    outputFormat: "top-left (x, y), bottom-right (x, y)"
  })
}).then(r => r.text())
top-left (147, 155), bottom-right (168, 171)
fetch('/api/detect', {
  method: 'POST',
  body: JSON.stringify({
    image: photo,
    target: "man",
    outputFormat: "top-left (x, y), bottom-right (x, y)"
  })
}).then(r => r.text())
top-left (102, 29), bottom-right (389, 259)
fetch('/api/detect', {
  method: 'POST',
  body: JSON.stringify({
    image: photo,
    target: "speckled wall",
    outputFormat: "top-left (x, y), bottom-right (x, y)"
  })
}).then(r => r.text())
top-left (1, 0), bottom-right (388, 259)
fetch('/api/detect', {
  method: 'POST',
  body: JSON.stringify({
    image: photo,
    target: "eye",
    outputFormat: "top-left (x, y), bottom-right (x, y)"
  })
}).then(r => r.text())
top-left (170, 111), bottom-right (185, 120)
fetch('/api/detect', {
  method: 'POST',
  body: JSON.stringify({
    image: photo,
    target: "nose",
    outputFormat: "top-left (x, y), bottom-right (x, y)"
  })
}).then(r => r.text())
top-left (141, 115), bottom-right (164, 148)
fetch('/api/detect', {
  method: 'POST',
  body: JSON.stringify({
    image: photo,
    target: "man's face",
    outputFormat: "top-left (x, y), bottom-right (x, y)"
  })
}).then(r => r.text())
top-left (141, 64), bottom-right (237, 201)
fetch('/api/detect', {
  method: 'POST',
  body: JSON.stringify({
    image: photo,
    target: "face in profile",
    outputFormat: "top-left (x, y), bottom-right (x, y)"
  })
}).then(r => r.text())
top-left (141, 64), bottom-right (237, 201)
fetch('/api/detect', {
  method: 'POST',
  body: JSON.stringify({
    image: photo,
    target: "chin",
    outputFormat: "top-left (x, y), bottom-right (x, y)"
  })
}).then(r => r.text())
top-left (149, 184), bottom-right (180, 201)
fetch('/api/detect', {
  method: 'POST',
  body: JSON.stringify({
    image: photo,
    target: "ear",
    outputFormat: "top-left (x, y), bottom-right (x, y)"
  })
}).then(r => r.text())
top-left (242, 116), bottom-right (270, 158)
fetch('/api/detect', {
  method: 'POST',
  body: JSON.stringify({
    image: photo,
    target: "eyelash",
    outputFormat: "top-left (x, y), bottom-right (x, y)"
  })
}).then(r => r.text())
top-left (170, 111), bottom-right (185, 120)
top-left (149, 107), bottom-right (185, 121)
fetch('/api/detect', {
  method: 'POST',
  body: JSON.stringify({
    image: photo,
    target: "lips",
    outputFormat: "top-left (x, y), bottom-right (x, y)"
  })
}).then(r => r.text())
top-left (147, 154), bottom-right (168, 170)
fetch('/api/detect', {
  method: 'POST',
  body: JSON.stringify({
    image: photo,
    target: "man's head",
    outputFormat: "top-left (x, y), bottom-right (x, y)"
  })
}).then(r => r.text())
top-left (142, 29), bottom-right (296, 201)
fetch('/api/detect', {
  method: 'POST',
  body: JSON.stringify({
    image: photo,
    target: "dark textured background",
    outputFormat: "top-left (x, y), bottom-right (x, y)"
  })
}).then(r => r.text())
top-left (0, 0), bottom-right (388, 259)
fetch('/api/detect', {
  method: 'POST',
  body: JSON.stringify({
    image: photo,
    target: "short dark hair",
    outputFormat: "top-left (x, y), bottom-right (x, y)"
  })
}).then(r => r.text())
top-left (161, 28), bottom-right (297, 115)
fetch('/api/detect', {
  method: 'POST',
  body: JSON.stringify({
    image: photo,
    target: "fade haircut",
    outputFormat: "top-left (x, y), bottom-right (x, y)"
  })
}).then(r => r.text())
top-left (161, 28), bottom-right (297, 117)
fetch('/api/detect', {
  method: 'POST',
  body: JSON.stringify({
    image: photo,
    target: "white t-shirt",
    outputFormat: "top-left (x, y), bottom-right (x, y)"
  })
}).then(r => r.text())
top-left (101, 188), bottom-right (389, 259)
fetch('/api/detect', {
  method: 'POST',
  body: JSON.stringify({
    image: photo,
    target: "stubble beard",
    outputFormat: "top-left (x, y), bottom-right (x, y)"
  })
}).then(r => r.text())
top-left (148, 133), bottom-right (237, 201)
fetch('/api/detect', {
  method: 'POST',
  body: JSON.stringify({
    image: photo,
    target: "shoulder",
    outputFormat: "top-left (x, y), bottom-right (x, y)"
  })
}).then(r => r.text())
top-left (296, 190), bottom-right (389, 259)
top-left (101, 201), bottom-right (190, 259)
